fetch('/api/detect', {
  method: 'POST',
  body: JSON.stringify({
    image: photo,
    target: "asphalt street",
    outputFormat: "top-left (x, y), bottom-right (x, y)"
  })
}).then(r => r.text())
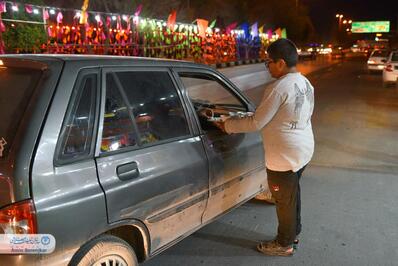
top-left (143, 58), bottom-right (398, 266)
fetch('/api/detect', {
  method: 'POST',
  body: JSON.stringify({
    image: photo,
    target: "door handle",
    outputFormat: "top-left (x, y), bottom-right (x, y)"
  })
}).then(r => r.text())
top-left (117, 162), bottom-right (140, 181)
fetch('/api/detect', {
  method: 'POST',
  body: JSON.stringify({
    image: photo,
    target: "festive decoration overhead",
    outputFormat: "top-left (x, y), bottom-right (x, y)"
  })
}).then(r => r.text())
top-left (167, 10), bottom-right (177, 31)
top-left (196, 18), bottom-right (208, 38)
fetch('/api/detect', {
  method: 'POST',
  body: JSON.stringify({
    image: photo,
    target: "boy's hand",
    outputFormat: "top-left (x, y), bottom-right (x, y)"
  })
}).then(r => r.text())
top-left (213, 121), bottom-right (227, 133)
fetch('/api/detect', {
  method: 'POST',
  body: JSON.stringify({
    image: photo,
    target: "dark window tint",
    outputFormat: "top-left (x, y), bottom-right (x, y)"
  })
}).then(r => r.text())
top-left (391, 52), bottom-right (398, 62)
top-left (57, 74), bottom-right (97, 162)
top-left (115, 71), bottom-right (190, 145)
top-left (0, 66), bottom-right (42, 159)
top-left (372, 50), bottom-right (388, 57)
top-left (101, 74), bottom-right (138, 153)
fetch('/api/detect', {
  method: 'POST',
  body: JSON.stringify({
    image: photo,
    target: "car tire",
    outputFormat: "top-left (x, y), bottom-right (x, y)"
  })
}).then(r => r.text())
top-left (69, 235), bottom-right (138, 266)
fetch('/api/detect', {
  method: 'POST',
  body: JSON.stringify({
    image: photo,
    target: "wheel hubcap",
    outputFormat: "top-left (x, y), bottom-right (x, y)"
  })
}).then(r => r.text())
top-left (93, 255), bottom-right (128, 266)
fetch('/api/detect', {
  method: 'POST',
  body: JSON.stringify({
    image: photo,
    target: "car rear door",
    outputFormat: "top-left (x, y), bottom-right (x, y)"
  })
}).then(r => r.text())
top-left (95, 67), bottom-right (209, 252)
top-left (173, 68), bottom-right (266, 222)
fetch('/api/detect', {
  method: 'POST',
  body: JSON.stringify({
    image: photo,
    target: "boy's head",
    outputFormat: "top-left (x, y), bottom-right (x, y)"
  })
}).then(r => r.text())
top-left (266, 38), bottom-right (299, 78)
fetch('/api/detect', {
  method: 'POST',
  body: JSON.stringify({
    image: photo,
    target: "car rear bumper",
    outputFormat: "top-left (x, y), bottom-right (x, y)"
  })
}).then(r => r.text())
top-left (383, 71), bottom-right (398, 82)
top-left (367, 64), bottom-right (384, 71)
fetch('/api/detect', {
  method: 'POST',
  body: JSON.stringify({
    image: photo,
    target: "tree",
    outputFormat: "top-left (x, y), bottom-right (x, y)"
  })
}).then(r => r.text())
top-left (2, 0), bottom-right (47, 53)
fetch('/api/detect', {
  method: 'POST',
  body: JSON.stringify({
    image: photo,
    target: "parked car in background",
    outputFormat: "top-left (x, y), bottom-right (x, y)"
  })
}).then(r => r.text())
top-left (0, 55), bottom-right (268, 266)
top-left (382, 51), bottom-right (398, 87)
top-left (298, 48), bottom-right (316, 60)
top-left (367, 49), bottom-right (389, 72)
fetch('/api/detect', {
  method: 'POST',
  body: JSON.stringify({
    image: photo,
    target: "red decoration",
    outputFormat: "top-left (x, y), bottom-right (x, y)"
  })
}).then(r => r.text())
top-left (167, 10), bottom-right (177, 31)
top-left (25, 4), bottom-right (33, 14)
top-left (57, 12), bottom-right (63, 24)
top-left (42, 8), bottom-right (49, 20)
top-left (134, 4), bottom-right (143, 17)
top-left (0, 2), bottom-right (5, 13)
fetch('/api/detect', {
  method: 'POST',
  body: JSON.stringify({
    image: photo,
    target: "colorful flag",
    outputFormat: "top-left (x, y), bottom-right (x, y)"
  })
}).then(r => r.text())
top-left (0, 19), bottom-right (5, 32)
top-left (282, 28), bottom-right (287, 38)
top-left (196, 19), bottom-right (208, 38)
top-left (80, 0), bottom-right (89, 24)
top-left (225, 22), bottom-right (238, 35)
top-left (259, 25), bottom-right (264, 34)
top-left (106, 16), bottom-right (111, 28)
top-left (209, 19), bottom-right (216, 29)
top-left (57, 12), bottom-right (63, 24)
top-left (274, 28), bottom-right (282, 39)
top-left (267, 29), bottom-right (273, 39)
top-left (25, 4), bottom-right (33, 14)
top-left (42, 8), bottom-right (49, 20)
top-left (167, 10), bottom-right (177, 31)
top-left (240, 22), bottom-right (250, 38)
top-left (251, 22), bottom-right (258, 38)
top-left (0, 2), bottom-right (6, 13)
top-left (134, 4), bottom-right (143, 17)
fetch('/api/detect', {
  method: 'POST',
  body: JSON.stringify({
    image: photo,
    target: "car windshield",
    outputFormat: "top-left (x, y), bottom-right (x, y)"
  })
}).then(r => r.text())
top-left (0, 65), bottom-right (42, 159)
top-left (391, 52), bottom-right (398, 62)
top-left (371, 50), bottom-right (388, 57)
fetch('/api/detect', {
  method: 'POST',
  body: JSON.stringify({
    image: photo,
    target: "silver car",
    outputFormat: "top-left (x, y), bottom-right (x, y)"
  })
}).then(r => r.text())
top-left (0, 55), bottom-right (266, 265)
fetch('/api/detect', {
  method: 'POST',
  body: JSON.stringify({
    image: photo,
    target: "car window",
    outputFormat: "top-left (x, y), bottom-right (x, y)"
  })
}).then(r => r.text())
top-left (0, 66), bottom-right (42, 159)
top-left (179, 73), bottom-right (246, 110)
top-left (57, 73), bottom-right (97, 163)
top-left (371, 50), bottom-right (388, 57)
top-left (114, 71), bottom-right (190, 145)
top-left (178, 72), bottom-right (247, 132)
top-left (101, 74), bottom-right (138, 153)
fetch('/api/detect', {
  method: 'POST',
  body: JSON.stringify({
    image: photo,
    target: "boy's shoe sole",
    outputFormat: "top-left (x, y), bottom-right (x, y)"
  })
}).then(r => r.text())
top-left (257, 243), bottom-right (295, 257)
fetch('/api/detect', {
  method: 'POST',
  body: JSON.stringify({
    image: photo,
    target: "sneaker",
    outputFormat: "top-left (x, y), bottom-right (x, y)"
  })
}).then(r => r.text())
top-left (257, 240), bottom-right (295, 256)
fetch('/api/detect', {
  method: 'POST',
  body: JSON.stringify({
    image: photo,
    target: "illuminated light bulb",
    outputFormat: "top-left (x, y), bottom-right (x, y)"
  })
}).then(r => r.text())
top-left (75, 12), bottom-right (81, 18)
top-left (49, 9), bottom-right (55, 15)
top-left (33, 9), bottom-right (39, 15)
top-left (95, 15), bottom-right (101, 22)
top-left (163, 22), bottom-right (167, 27)
top-left (12, 5), bottom-right (18, 12)
top-left (122, 15), bottom-right (128, 21)
top-left (112, 16), bottom-right (117, 21)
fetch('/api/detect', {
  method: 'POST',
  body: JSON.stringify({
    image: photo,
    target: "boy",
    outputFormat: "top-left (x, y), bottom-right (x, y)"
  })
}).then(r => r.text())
top-left (215, 38), bottom-right (315, 256)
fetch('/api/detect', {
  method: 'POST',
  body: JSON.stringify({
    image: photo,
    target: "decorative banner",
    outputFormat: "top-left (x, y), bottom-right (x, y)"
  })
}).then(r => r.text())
top-left (259, 25), bottom-right (264, 34)
top-left (267, 29), bottom-right (273, 39)
top-left (25, 4), bottom-right (33, 14)
top-left (251, 22), bottom-right (258, 38)
top-left (167, 10), bottom-right (177, 31)
top-left (209, 19), bottom-right (216, 29)
top-left (225, 22), bottom-right (237, 35)
top-left (281, 28), bottom-right (287, 38)
top-left (57, 12), bottom-right (63, 24)
top-left (196, 18), bottom-right (208, 38)
top-left (0, 19), bottom-right (5, 32)
top-left (240, 22), bottom-right (250, 38)
top-left (42, 8), bottom-right (49, 20)
top-left (134, 4), bottom-right (143, 17)
top-left (106, 16), bottom-right (111, 28)
top-left (274, 28), bottom-right (282, 38)
top-left (0, 1), bottom-right (5, 13)
top-left (80, 0), bottom-right (89, 24)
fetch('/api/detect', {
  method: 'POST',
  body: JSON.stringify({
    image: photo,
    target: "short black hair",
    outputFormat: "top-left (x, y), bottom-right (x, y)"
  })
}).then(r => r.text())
top-left (267, 38), bottom-right (298, 68)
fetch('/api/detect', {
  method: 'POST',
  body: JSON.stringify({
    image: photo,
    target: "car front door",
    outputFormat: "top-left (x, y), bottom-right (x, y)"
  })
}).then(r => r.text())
top-left (173, 68), bottom-right (266, 222)
top-left (95, 67), bottom-right (209, 252)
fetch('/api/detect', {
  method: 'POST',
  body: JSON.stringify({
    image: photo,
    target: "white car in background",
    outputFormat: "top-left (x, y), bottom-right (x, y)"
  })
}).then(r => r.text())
top-left (382, 51), bottom-right (398, 87)
top-left (368, 50), bottom-right (389, 72)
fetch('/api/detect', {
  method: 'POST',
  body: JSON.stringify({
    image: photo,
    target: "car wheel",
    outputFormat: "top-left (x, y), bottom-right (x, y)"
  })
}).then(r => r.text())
top-left (70, 235), bottom-right (138, 266)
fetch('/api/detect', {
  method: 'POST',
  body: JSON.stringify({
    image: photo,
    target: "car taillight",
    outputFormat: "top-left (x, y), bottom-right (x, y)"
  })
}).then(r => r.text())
top-left (0, 200), bottom-right (37, 234)
top-left (367, 60), bottom-right (376, 64)
top-left (385, 64), bottom-right (393, 72)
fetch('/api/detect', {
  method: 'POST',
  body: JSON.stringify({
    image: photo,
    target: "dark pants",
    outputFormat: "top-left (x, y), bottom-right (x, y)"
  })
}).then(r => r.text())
top-left (267, 166), bottom-right (306, 247)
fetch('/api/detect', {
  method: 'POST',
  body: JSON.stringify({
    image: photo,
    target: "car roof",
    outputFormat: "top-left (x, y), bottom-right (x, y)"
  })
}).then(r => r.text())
top-left (0, 54), bottom-right (212, 70)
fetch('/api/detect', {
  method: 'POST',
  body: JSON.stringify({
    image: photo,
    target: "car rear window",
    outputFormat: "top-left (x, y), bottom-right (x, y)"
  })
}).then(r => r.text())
top-left (0, 66), bottom-right (42, 159)
top-left (371, 50), bottom-right (388, 57)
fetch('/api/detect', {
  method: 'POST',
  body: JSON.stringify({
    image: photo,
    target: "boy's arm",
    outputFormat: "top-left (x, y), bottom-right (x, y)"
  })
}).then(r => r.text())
top-left (224, 88), bottom-right (283, 134)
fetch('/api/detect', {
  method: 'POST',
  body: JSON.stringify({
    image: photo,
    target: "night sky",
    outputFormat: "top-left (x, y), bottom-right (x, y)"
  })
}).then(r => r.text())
top-left (302, 0), bottom-right (398, 40)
